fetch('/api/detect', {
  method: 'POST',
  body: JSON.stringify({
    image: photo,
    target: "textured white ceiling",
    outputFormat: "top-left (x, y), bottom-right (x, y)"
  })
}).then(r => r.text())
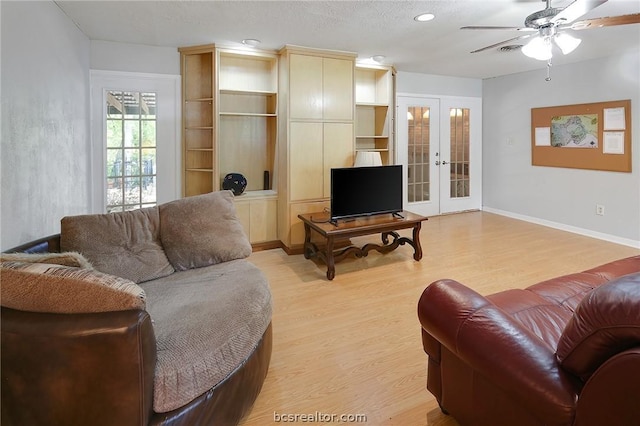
top-left (55, 0), bottom-right (640, 79)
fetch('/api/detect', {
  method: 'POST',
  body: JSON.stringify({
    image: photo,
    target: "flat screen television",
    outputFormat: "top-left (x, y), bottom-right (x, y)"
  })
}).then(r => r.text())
top-left (330, 165), bottom-right (403, 221)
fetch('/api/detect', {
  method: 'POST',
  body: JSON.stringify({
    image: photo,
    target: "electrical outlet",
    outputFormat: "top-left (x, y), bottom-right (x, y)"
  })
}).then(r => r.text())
top-left (596, 204), bottom-right (605, 216)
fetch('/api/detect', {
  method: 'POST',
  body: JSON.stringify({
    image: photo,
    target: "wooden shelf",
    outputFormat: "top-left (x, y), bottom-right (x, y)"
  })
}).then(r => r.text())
top-left (219, 89), bottom-right (276, 96)
top-left (181, 47), bottom-right (216, 196)
top-left (356, 102), bottom-right (389, 107)
top-left (217, 48), bottom-right (278, 197)
top-left (354, 66), bottom-right (393, 165)
top-left (219, 112), bottom-right (277, 117)
top-left (234, 189), bottom-right (278, 199)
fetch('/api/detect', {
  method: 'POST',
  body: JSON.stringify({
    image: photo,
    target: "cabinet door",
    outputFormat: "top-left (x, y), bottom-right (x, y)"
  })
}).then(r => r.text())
top-left (249, 198), bottom-right (278, 242)
top-left (323, 123), bottom-right (354, 198)
top-left (234, 201), bottom-right (251, 239)
top-left (323, 58), bottom-right (353, 121)
top-left (234, 198), bottom-right (278, 243)
top-left (290, 121), bottom-right (323, 201)
top-left (289, 54), bottom-right (323, 120)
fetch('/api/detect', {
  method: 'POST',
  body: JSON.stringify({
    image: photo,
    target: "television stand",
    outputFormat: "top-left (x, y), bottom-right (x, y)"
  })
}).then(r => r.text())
top-left (298, 211), bottom-right (427, 280)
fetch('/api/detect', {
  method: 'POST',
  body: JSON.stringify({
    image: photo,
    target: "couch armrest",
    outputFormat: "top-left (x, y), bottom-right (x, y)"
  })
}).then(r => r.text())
top-left (574, 348), bottom-right (640, 426)
top-left (418, 279), bottom-right (579, 423)
top-left (1, 307), bottom-right (156, 426)
top-left (556, 272), bottom-right (640, 380)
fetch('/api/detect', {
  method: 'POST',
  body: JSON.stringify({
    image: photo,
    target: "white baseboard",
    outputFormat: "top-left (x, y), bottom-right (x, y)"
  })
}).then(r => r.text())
top-left (482, 207), bottom-right (640, 249)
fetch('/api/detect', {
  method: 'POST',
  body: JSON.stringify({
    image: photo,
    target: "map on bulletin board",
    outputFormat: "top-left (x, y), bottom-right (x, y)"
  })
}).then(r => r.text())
top-left (550, 114), bottom-right (598, 148)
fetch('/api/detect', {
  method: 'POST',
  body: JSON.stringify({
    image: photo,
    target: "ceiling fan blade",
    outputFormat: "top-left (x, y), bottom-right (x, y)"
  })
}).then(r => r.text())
top-left (568, 13), bottom-right (640, 30)
top-left (470, 34), bottom-right (534, 53)
top-left (551, 0), bottom-right (608, 24)
top-left (461, 25), bottom-right (534, 31)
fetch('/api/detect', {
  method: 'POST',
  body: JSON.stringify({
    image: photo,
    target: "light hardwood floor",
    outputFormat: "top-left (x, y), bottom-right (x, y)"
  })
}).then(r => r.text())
top-left (242, 211), bottom-right (639, 426)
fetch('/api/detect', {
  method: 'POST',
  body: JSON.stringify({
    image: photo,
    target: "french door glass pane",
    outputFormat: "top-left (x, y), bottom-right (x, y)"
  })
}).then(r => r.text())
top-left (450, 108), bottom-right (470, 198)
top-left (407, 106), bottom-right (430, 202)
top-left (106, 90), bottom-right (157, 213)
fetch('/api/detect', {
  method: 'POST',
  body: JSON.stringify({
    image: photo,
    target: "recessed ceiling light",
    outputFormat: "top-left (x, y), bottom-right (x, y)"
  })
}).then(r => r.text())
top-left (242, 39), bottom-right (261, 46)
top-left (371, 55), bottom-right (386, 63)
top-left (414, 13), bottom-right (435, 22)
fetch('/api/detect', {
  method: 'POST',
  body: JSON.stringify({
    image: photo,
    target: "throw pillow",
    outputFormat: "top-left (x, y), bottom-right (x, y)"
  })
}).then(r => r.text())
top-left (60, 207), bottom-right (175, 283)
top-left (158, 191), bottom-right (252, 270)
top-left (0, 251), bottom-right (93, 269)
top-left (1, 261), bottom-right (145, 313)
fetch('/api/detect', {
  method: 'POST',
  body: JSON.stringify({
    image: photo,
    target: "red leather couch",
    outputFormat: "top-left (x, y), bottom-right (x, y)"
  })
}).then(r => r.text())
top-left (418, 255), bottom-right (640, 426)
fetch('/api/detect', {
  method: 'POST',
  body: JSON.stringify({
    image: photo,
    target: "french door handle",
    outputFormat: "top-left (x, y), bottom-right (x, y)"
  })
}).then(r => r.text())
top-left (441, 160), bottom-right (449, 165)
top-left (435, 161), bottom-right (440, 166)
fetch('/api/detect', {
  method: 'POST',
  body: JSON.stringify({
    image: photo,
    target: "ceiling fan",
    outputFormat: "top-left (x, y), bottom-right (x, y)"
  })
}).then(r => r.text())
top-left (462, 0), bottom-right (640, 61)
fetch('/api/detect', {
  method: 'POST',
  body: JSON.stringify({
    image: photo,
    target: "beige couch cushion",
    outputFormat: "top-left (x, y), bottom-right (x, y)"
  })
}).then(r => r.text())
top-left (60, 207), bottom-right (175, 283)
top-left (139, 259), bottom-right (272, 412)
top-left (158, 191), bottom-right (252, 271)
top-left (1, 261), bottom-right (145, 313)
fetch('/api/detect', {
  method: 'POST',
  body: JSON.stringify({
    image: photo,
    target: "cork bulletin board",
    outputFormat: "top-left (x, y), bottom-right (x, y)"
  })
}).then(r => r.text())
top-left (531, 99), bottom-right (631, 172)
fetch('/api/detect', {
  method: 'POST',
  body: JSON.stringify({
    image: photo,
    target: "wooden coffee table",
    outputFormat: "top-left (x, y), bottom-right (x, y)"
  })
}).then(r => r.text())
top-left (298, 211), bottom-right (427, 280)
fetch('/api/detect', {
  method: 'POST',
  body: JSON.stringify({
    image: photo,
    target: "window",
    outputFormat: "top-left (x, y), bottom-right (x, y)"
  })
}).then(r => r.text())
top-left (449, 107), bottom-right (470, 198)
top-left (407, 106), bottom-right (431, 203)
top-left (106, 91), bottom-right (157, 212)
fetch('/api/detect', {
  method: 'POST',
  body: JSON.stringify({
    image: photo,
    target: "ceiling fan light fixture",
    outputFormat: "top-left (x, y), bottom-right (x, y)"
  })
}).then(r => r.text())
top-left (554, 32), bottom-right (582, 55)
top-left (522, 36), bottom-right (553, 61)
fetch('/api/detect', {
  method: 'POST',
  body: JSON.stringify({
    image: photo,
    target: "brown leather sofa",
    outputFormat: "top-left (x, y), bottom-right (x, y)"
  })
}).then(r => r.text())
top-left (418, 255), bottom-right (640, 426)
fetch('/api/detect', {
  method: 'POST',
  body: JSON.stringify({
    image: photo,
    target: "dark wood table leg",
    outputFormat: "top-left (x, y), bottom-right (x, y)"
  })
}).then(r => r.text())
top-left (412, 222), bottom-right (423, 261)
top-left (326, 235), bottom-right (336, 280)
top-left (303, 222), bottom-right (312, 259)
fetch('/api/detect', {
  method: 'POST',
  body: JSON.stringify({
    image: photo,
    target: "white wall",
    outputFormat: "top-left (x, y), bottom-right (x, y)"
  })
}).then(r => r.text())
top-left (397, 71), bottom-right (482, 97)
top-left (91, 40), bottom-right (179, 75)
top-left (482, 51), bottom-right (640, 246)
top-left (1, 1), bottom-right (91, 250)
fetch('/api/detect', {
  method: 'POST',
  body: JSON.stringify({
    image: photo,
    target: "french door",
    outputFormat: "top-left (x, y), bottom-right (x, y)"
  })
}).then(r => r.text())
top-left (90, 71), bottom-right (180, 213)
top-left (396, 95), bottom-right (482, 216)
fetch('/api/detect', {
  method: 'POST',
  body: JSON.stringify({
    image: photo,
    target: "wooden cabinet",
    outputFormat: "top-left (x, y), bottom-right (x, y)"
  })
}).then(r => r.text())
top-left (278, 46), bottom-right (356, 249)
top-left (288, 122), bottom-right (353, 201)
top-left (179, 44), bottom-right (395, 251)
top-left (179, 44), bottom-right (279, 246)
top-left (322, 122), bottom-right (353, 197)
top-left (288, 54), bottom-right (353, 121)
top-left (355, 65), bottom-right (394, 165)
top-left (234, 192), bottom-right (278, 244)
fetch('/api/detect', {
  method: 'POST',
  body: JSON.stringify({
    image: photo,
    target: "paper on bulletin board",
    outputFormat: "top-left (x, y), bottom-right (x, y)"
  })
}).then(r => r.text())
top-left (603, 107), bottom-right (625, 130)
top-left (603, 131), bottom-right (625, 154)
top-left (534, 127), bottom-right (551, 146)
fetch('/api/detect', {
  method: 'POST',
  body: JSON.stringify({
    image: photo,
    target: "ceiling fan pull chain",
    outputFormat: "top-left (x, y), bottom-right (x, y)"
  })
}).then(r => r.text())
top-left (545, 59), bottom-right (552, 81)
